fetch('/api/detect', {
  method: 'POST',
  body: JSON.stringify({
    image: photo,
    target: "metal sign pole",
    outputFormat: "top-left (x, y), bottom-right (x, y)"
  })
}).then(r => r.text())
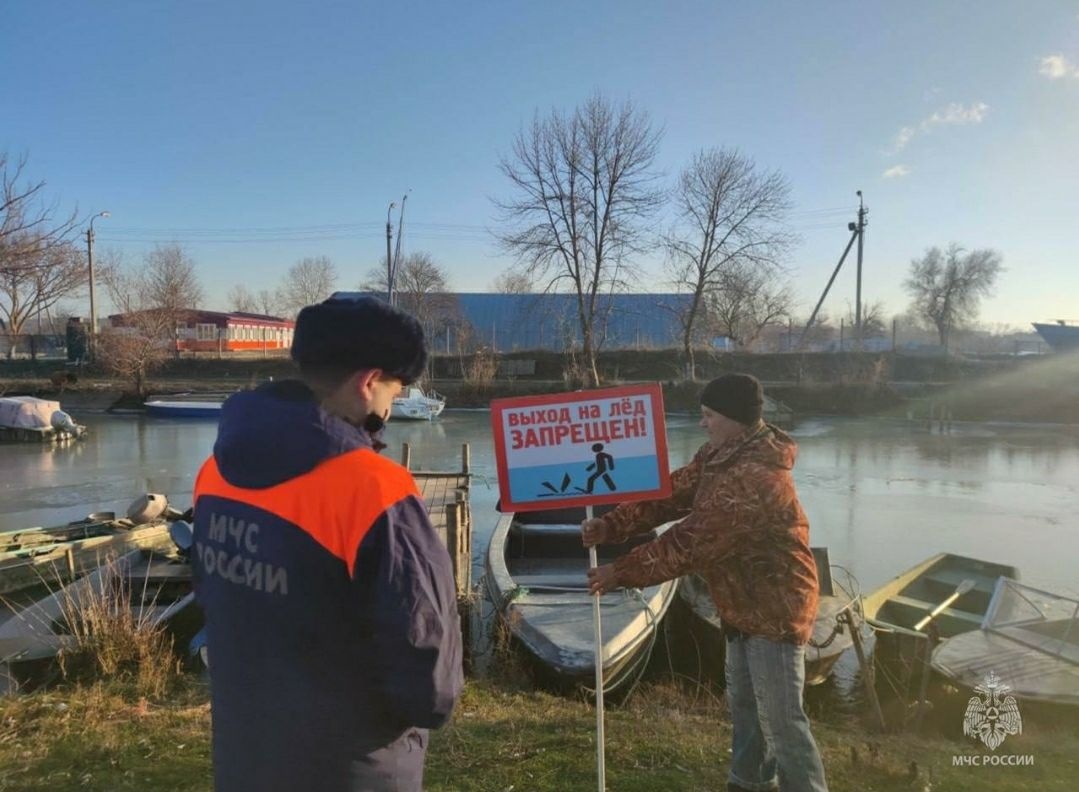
top-left (587, 504), bottom-right (606, 791)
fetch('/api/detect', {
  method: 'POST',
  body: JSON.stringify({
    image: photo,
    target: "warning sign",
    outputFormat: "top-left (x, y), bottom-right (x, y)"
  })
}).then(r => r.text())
top-left (490, 384), bottom-right (671, 511)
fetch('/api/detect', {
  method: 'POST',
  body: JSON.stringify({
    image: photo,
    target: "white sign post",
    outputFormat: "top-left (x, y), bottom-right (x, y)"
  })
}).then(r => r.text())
top-left (588, 512), bottom-right (605, 791)
top-left (490, 384), bottom-right (671, 792)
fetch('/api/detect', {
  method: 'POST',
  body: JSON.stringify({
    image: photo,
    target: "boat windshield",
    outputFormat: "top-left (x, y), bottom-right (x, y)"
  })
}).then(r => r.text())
top-left (984, 578), bottom-right (1079, 665)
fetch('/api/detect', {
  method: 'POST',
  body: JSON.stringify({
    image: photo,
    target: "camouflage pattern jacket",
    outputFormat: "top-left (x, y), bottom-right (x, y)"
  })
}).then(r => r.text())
top-left (600, 421), bottom-right (818, 644)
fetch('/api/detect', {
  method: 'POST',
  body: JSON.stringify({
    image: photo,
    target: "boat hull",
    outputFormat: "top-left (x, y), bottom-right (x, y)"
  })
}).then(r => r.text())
top-left (932, 630), bottom-right (1079, 707)
top-left (144, 400), bottom-right (223, 418)
top-left (0, 547), bottom-right (199, 692)
top-left (0, 521), bottom-right (175, 595)
top-left (677, 547), bottom-right (857, 687)
top-left (1032, 322), bottom-right (1079, 353)
top-left (861, 553), bottom-right (1019, 670)
top-left (391, 388), bottom-right (446, 421)
top-left (486, 509), bottom-right (677, 694)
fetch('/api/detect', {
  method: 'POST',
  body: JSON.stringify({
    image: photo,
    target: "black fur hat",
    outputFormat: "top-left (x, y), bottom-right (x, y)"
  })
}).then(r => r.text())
top-left (700, 373), bottom-right (763, 425)
top-left (291, 296), bottom-right (427, 385)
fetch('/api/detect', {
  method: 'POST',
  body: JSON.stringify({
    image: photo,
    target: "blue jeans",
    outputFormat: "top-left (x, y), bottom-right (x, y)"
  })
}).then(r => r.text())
top-left (725, 634), bottom-right (829, 792)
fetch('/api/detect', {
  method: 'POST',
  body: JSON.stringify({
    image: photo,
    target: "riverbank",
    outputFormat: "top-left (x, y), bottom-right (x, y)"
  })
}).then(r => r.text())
top-left (0, 674), bottom-right (1074, 791)
top-left (3, 349), bottom-right (1078, 422)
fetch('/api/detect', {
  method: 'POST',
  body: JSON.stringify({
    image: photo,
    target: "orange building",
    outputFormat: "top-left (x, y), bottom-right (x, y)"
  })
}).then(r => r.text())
top-left (109, 310), bottom-right (295, 353)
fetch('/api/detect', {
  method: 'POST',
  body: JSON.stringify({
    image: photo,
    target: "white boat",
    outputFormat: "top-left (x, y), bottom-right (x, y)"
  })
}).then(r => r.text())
top-left (391, 387), bottom-right (445, 421)
top-left (485, 507), bottom-right (678, 694)
top-left (0, 396), bottom-right (86, 443)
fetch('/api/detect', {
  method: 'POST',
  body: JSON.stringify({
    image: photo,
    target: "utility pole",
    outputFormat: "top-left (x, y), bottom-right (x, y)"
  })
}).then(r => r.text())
top-left (854, 190), bottom-right (867, 349)
top-left (392, 191), bottom-right (410, 308)
top-left (86, 211), bottom-right (110, 361)
top-left (385, 202), bottom-right (396, 305)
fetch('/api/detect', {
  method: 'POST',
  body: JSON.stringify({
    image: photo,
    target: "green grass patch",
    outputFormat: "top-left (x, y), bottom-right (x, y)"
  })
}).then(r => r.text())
top-left (1, 675), bottom-right (1076, 790)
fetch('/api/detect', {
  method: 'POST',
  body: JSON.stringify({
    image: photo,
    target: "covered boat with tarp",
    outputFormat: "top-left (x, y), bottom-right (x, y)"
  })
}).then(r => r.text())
top-left (0, 396), bottom-right (85, 443)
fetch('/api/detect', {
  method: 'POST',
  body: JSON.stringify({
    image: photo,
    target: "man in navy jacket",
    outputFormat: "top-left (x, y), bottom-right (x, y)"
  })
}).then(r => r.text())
top-left (193, 296), bottom-right (463, 791)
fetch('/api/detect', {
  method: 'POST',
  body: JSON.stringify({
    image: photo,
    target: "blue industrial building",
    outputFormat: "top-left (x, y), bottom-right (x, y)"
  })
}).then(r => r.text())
top-left (332, 292), bottom-right (694, 352)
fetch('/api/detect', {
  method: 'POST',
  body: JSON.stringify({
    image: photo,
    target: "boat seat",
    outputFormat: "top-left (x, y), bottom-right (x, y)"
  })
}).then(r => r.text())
top-left (888, 595), bottom-right (983, 626)
top-left (512, 573), bottom-right (590, 590)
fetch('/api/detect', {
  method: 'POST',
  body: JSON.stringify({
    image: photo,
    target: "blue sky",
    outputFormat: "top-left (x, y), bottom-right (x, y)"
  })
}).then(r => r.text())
top-left (3, 0), bottom-right (1077, 328)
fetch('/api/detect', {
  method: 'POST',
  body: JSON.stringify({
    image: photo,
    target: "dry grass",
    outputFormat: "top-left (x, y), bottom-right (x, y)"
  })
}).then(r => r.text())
top-left (2, 556), bottom-right (184, 700)
top-left (1, 673), bottom-right (1076, 791)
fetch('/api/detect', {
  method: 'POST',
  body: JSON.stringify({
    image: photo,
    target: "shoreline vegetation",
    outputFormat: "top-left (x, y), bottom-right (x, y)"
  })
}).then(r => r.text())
top-left (1, 673), bottom-right (1076, 791)
top-left (3, 350), bottom-right (1078, 790)
top-left (2, 349), bottom-right (1078, 423)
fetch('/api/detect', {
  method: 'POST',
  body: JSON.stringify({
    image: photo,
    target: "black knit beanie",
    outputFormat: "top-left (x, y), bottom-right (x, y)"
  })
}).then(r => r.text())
top-left (699, 373), bottom-right (763, 425)
top-left (291, 296), bottom-right (427, 385)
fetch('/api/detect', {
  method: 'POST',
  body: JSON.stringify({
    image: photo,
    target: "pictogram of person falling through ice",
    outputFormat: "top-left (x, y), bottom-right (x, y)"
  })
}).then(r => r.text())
top-left (580, 442), bottom-right (616, 493)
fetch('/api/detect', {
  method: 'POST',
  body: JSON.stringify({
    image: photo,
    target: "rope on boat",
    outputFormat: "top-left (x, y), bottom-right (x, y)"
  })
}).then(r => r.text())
top-left (809, 564), bottom-right (865, 648)
top-left (580, 587), bottom-right (661, 698)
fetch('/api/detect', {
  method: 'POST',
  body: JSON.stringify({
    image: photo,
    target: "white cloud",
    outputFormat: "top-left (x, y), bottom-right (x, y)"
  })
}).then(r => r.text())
top-left (925, 102), bottom-right (990, 126)
top-left (1039, 54), bottom-right (1079, 79)
top-left (883, 165), bottom-right (910, 179)
top-left (893, 126), bottom-right (916, 151)
top-left (891, 101), bottom-right (990, 152)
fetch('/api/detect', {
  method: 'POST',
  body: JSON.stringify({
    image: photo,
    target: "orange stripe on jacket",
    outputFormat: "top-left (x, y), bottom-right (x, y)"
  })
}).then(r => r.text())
top-left (194, 449), bottom-right (419, 576)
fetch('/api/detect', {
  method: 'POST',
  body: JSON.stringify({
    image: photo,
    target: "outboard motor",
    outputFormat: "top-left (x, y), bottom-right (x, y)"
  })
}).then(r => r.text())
top-left (50, 410), bottom-right (80, 437)
top-left (126, 493), bottom-right (169, 525)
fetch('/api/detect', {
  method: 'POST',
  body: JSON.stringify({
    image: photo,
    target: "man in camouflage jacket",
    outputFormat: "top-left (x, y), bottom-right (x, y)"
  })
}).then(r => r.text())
top-left (585, 374), bottom-right (829, 792)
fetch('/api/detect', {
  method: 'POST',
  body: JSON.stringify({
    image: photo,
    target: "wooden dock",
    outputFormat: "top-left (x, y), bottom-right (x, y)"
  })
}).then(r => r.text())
top-left (402, 442), bottom-right (472, 598)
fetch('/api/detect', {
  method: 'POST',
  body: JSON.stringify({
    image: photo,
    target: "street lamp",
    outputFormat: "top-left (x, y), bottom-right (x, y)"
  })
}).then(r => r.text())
top-left (86, 211), bottom-right (110, 360)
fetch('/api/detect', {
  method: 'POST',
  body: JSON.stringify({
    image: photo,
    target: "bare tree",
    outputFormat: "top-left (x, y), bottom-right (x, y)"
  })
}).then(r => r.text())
top-left (491, 270), bottom-right (533, 294)
top-left (705, 262), bottom-right (793, 351)
top-left (256, 289), bottom-right (283, 317)
top-left (844, 300), bottom-right (887, 341)
top-left (1, 152), bottom-right (79, 279)
top-left (364, 252), bottom-right (462, 364)
top-left (97, 266), bottom-right (171, 395)
top-left (96, 246), bottom-right (201, 394)
top-left (227, 284), bottom-right (259, 313)
top-left (143, 244), bottom-right (204, 314)
top-left (0, 241), bottom-right (86, 358)
top-left (495, 94), bottom-right (662, 386)
top-left (905, 244), bottom-right (1003, 350)
top-left (279, 255), bottom-right (338, 315)
top-left (666, 148), bottom-right (794, 378)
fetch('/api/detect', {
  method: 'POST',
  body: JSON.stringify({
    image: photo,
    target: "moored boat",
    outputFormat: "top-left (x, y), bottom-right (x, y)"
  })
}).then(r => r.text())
top-left (485, 506), bottom-right (678, 694)
top-left (861, 553), bottom-right (1019, 661)
top-left (677, 547), bottom-right (859, 686)
top-left (1032, 320), bottom-right (1079, 353)
top-left (391, 387), bottom-right (445, 421)
top-left (0, 537), bottom-right (199, 693)
top-left (144, 399), bottom-right (223, 418)
top-left (0, 495), bottom-right (184, 595)
top-left (0, 396), bottom-right (86, 443)
top-left (931, 577), bottom-right (1079, 707)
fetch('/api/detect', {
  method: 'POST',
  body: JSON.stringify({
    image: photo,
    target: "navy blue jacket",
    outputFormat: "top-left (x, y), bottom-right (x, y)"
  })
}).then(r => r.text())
top-left (193, 380), bottom-right (463, 791)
